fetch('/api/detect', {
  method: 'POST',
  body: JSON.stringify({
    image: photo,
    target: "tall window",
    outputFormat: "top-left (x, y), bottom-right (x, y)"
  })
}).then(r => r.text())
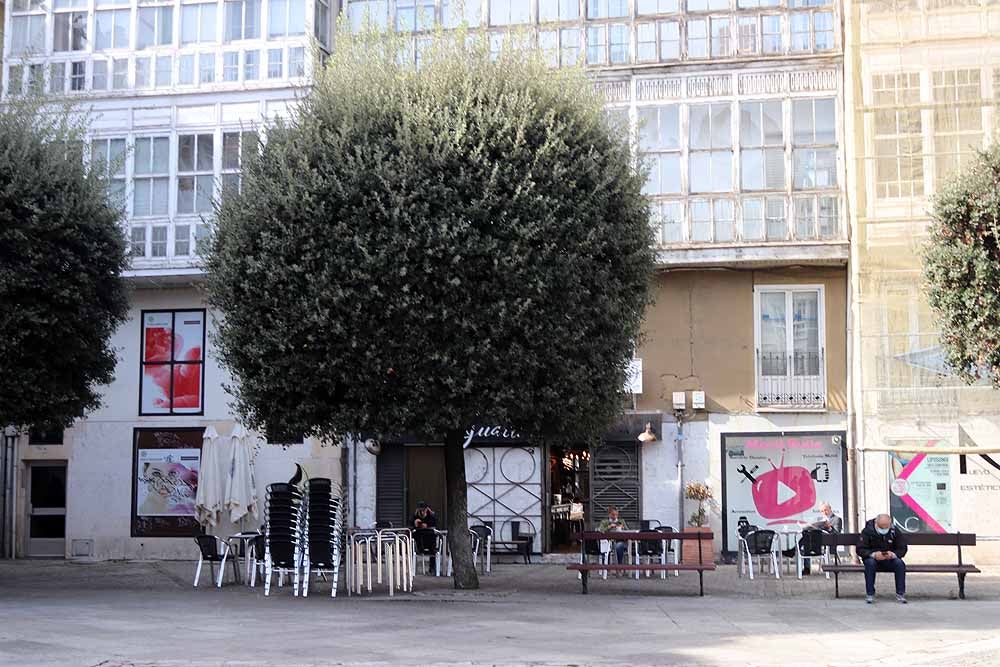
top-left (113, 57), bottom-right (129, 88)
top-left (560, 28), bottom-right (581, 65)
top-left (221, 130), bottom-right (259, 194)
top-left (95, 9), bottom-right (131, 50)
top-left (740, 100), bottom-right (784, 190)
top-left (762, 15), bottom-right (782, 53)
top-left (11, 14), bottom-right (47, 54)
top-left (490, 0), bottom-right (530, 24)
top-left (179, 54), bottom-right (196, 84)
top-left (933, 69), bottom-right (983, 186)
top-left (659, 20), bottom-right (679, 59)
top-left (136, 56), bottom-right (152, 88)
top-left (140, 310), bottom-right (206, 415)
top-left (70, 61), bottom-right (86, 91)
top-left (792, 98), bottom-right (836, 189)
top-left (181, 2), bottom-right (218, 44)
top-left (737, 16), bottom-right (758, 55)
top-left (267, 48), bottom-right (284, 77)
top-left (396, 0), bottom-right (435, 31)
top-left (637, 0), bottom-right (678, 14)
top-left (637, 23), bottom-right (657, 62)
top-left (639, 105), bottom-right (681, 196)
top-left (224, 0), bottom-right (262, 41)
top-left (93, 60), bottom-right (109, 90)
top-left (609, 24), bottom-right (629, 64)
top-left (755, 286), bottom-right (824, 394)
top-left (690, 198), bottom-right (735, 242)
top-left (90, 137), bottom-right (125, 208)
top-left (742, 196), bottom-right (786, 241)
top-left (710, 17), bottom-right (731, 57)
top-left (270, 0), bottom-right (306, 36)
top-left (349, 0), bottom-right (390, 30)
top-left (50, 63), bottom-right (68, 94)
top-left (873, 73), bottom-right (922, 199)
top-left (687, 18), bottom-right (707, 58)
top-left (200, 52), bottom-right (217, 83)
top-left (133, 136), bottom-right (170, 217)
top-left (539, 0), bottom-right (579, 21)
top-left (54, 5), bottom-right (89, 52)
top-left (689, 103), bottom-right (733, 193)
top-left (177, 134), bottom-right (215, 215)
top-left (130, 227), bottom-right (147, 256)
top-left (442, 0), bottom-right (480, 27)
top-left (314, 0), bottom-right (331, 46)
top-left (587, 0), bottom-right (628, 18)
top-left (586, 25), bottom-right (606, 65)
top-left (155, 55), bottom-right (173, 87)
top-left (138, 5), bottom-right (174, 49)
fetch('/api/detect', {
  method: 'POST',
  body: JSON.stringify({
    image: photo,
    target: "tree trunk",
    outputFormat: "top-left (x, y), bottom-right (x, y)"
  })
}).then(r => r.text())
top-left (444, 429), bottom-right (480, 590)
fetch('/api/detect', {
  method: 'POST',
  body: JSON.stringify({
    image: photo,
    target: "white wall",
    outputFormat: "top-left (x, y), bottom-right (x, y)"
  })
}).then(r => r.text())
top-left (17, 286), bottom-right (340, 560)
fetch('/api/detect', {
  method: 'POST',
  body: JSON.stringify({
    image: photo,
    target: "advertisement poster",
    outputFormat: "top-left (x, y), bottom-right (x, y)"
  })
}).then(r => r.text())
top-left (722, 432), bottom-right (846, 553)
top-left (888, 444), bottom-right (952, 534)
top-left (140, 311), bottom-right (204, 415)
top-left (132, 428), bottom-right (203, 537)
top-left (136, 448), bottom-right (200, 516)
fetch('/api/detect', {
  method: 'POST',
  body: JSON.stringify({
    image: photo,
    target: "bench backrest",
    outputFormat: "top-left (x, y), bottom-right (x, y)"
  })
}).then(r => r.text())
top-left (822, 532), bottom-right (976, 547)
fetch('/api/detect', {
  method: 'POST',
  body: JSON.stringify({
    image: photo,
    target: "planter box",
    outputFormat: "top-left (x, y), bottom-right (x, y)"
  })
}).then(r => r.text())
top-left (681, 526), bottom-right (713, 564)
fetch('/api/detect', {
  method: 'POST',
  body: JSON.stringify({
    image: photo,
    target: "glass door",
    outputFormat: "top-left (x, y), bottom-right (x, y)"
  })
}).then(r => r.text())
top-left (27, 463), bottom-right (66, 557)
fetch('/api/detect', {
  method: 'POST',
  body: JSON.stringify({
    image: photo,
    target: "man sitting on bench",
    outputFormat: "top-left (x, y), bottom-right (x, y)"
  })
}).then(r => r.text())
top-left (858, 514), bottom-right (908, 604)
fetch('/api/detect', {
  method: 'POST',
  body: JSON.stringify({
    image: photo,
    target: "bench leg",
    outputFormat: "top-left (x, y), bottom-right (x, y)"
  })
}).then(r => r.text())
top-left (958, 573), bottom-right (966, 600)
top-left (698, 570), bottom-right (704, 597)
top-left (834, 572), bottom-right (839, 599)
top-left (581, 570), bottom-right (589, 595)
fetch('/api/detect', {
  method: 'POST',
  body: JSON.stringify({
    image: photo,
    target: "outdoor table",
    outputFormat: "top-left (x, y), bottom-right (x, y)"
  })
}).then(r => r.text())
top-left (227, 531), bottom-right (261, 585)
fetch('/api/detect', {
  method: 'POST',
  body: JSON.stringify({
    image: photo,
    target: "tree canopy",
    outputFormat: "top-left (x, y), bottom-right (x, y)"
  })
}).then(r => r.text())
top-left (205, 30), bottom-right (655, 587)
top-left (0, 95), bottom-right (130, 430)
top-left (925, 144), bottom-right (1000, 386)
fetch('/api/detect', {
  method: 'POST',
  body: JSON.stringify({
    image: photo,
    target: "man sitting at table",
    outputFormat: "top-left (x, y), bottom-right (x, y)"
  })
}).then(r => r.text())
top-left (412, 501), bottom-right (437, 530)
top-left (598, 506), bottom-right (628, 569)
top-left (802, 501), bottom-right (842, 575)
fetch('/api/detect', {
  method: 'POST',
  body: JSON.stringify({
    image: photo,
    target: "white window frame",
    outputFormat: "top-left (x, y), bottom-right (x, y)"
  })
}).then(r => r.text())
top-left (224, 0), bottom-right (262, 42)
top-left (181, 1), bottom-right (218, 45)
top-left (133, 135), bottom-right (171, 218)
top-left (137, 5), bottom-right (174, 49)
top-left (753, 284), bottom-right (827, 411)
top-left (177, 132), bottom-right (216, 215)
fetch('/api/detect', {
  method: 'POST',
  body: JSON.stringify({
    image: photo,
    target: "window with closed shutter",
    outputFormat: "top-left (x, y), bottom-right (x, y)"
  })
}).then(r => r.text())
top-left (590, 442), bottom-right (642, 529)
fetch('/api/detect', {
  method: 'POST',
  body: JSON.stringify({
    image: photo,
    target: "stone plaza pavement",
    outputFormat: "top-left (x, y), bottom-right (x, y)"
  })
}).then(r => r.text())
top-left (1, 558), bottom-right (999, 667)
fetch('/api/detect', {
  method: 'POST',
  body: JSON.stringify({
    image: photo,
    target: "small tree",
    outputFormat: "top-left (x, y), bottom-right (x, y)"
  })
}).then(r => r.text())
top-left (0, 94), bottom-right (130, 431)
top-left (205, 30), bottom-right (654, 589)
top-left (925, 144), bottom-right (1000, 385)
top-left (685, 481), bottom-right (713, 528)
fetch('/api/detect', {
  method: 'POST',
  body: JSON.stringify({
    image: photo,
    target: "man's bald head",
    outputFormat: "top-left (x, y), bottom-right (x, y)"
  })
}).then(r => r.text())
top-left (875, 513), bottom-right (892, 529)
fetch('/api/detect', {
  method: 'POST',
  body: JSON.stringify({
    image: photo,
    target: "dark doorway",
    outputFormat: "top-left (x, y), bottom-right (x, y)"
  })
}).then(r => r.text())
top-left (405, 445), bottom-right (446, 526)
top-left (27, 463), bottom-right (66, 557)
top-left (590, 441), bottom-right (641, 530)
top-left (548, 444), bottom-right (590, 552)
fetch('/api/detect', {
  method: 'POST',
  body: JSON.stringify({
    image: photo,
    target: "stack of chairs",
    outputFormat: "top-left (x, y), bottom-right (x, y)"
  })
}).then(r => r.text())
top-left (263, 482), bottom-right (307, 596)
top-left (302, 478), bottom-right (344, 597)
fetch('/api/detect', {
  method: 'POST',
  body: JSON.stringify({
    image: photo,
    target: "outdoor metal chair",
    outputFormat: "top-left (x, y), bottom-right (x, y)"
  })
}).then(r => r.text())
top-left (581, 538), bottom-right (611, 579)
top-left (411, 528), bottom-right (440, 576)
top-left (193, 535), bottom-right (238, 588)
top-left (797, 528), bottom-right (831, 579)
top-left (470, 524), bottom-right (493, 574)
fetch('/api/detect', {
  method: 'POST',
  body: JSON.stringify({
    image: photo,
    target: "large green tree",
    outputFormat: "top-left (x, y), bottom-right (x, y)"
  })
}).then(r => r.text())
top-left (0, 95), bottom-right (130, 431)
top-left (925, 144), bottom-right (1000, 386)
top-left (205, 31), bottom-right (654, 589)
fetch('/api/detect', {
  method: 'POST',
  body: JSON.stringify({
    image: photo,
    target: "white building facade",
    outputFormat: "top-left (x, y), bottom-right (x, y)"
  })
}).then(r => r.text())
top-left (2, 0), bottom-right (849, 559)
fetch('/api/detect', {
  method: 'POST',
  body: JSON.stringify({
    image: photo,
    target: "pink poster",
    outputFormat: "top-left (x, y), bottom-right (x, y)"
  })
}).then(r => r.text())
top-left (141, 311), bottom-right (204, 414)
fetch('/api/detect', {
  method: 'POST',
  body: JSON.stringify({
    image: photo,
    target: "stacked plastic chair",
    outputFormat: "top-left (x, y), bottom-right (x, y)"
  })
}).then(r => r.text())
top-left (263, 482), bottom-right (307, 596)
top-left (302, 478), bottom-right (344, 597)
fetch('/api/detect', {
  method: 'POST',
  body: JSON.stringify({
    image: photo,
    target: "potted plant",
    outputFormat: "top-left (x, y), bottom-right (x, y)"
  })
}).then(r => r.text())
top-left (682, 481), bottom-right (714, 564)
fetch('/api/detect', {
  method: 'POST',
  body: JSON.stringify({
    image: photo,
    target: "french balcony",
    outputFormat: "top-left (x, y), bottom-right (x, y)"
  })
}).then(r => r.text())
top-left (756, 350), bottom-right (826, 410)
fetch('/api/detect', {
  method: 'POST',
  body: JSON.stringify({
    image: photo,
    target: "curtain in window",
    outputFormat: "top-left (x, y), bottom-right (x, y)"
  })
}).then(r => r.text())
top-left (759, 292), bottom-right (787, 375)
top-left (792, 292), bottom-right (819, 375)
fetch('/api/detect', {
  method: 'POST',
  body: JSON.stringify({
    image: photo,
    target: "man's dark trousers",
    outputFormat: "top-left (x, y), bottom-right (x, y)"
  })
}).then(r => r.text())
top-left (863, 557), bottom-right (906, 595)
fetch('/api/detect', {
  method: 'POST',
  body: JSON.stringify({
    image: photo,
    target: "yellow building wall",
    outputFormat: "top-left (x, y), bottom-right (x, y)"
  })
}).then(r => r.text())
top-left (635, 267), bottom-right (848, 415)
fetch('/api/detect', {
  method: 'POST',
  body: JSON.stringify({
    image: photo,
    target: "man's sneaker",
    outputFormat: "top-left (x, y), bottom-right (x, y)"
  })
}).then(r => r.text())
top-left (865, 595), bottom-right (874, 604)
top-left (896, 594), bottom-right (908, 604)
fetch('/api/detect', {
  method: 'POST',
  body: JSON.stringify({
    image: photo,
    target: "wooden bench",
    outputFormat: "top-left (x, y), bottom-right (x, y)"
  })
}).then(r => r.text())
top-left (568, 531), bottom-right (716, 596)
top-left (822, 532), bottom-right (981, 599)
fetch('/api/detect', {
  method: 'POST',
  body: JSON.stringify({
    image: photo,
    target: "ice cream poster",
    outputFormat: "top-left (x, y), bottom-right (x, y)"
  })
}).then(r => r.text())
top-left (722, 432), bottom-right (846, 553)
top-left (136, 448), bottom-right (200, 517)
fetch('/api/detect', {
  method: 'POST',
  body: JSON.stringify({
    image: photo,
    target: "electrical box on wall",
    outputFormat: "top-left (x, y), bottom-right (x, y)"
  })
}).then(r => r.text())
top-left (692, 391), bottom-right (706, 410)
top-left (672, 392), bottom-right (686, 410)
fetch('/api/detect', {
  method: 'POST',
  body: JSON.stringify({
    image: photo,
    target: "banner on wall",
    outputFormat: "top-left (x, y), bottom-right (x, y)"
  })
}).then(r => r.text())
top-left (132, 428), bottom-right (204, 537)
top-left (888, 442), bottom-right (952, 534)
top-left (140, 310), bottom-right (205, 415)
top-left (721, 432), bottom-right (847, 553)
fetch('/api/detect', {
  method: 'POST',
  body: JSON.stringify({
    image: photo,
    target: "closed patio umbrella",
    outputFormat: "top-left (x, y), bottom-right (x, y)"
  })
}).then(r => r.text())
top-left (195, 425), bottom-right (232, 528)
top-left (225, 425), bottom-right (259, 525)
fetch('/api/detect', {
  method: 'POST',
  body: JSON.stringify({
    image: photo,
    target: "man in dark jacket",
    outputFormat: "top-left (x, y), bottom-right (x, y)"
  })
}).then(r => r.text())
top-left (857, 514), bottom-right (908, 603)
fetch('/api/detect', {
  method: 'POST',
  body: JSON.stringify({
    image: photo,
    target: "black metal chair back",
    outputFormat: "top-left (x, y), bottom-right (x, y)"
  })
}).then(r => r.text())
top-left (747, 529), bottom-right (776, 556)
top-left (195, 535), bottom-right (224, 562)
top-left (413, 528), bottom-right (438, 555)
top-left (799, 528), bottom-right (826, 557)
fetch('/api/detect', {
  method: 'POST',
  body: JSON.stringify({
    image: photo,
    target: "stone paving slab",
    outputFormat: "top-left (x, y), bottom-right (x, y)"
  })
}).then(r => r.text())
top-left (1, 560), bottom-right (998, 666)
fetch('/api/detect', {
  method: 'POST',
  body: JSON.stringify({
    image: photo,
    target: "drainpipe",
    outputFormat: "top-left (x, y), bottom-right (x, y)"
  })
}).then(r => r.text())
top-left (675, 411), bottom-right (685, 531)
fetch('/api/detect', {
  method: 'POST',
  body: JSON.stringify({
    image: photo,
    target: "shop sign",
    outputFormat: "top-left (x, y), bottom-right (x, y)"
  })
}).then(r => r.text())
top-left (721, 432), bottom-right (847, 553)
top-left (462, 425), bottom-right (524, 448)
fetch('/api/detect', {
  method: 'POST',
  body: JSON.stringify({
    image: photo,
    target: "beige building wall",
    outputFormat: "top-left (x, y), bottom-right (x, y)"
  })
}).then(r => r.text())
top-left (845, 0), bottom-right (1000, 561)
top-left (636, 266), bottom-right (848, 415)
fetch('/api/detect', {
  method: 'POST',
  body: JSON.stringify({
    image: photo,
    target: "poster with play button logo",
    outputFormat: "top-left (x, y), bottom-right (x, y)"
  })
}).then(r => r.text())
top-left (722, 432), bottom-right (847, 554)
